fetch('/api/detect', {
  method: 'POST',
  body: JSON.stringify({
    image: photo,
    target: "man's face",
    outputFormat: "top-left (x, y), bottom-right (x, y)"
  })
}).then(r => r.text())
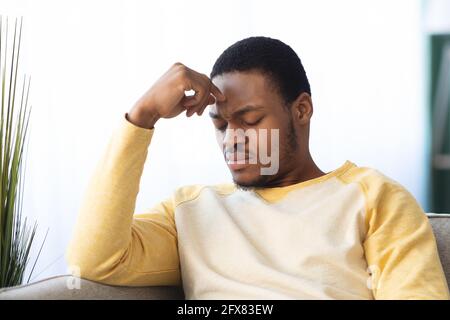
top-left (210, 71), bottom-right (299, 189)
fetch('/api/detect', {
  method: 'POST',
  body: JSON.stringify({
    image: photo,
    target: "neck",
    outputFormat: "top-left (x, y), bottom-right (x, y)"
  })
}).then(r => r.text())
top-left (263, 151), bottom-right (325, 188)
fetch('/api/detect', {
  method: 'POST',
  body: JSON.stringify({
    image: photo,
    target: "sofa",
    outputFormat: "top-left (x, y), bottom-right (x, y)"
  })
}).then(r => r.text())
top-left (0, 213), bottom-right (449, 300)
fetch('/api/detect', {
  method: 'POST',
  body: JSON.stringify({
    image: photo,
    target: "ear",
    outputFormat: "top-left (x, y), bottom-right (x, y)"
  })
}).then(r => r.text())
top-left (291, 92), bottom-right (313, 125)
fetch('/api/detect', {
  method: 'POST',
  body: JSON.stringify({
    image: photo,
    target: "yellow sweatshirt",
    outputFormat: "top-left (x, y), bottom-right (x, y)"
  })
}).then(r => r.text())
top-left (65, 114), bottom-right (450, 300)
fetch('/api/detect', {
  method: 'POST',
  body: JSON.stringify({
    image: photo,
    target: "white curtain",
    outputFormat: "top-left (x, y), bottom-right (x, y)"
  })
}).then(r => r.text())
top-left (0, 0), bottom-right (426, 282)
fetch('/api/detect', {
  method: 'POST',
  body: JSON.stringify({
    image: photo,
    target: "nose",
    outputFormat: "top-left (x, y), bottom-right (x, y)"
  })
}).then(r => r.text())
top-left (223, 125), bottom-right (248, 155)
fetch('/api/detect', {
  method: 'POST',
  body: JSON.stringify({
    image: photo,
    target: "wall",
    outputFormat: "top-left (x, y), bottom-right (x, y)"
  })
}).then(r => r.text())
top-left (0, 0), bottom-right (425, 282)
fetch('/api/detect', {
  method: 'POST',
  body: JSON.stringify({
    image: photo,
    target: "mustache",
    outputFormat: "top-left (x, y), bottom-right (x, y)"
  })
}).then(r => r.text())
top-left (224, 147), bottom-right (257, 161)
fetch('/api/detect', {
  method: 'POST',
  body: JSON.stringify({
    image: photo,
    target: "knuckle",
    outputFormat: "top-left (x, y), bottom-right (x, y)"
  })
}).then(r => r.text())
top-left (173, 62), bottom-right (188, 75)
top-left (177, 68), bottom-right (190, 81)
top-left (202, 73), bottom-right (211, 84)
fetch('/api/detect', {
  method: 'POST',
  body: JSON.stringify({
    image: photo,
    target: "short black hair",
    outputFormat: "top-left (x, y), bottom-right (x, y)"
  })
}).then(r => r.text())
top-left (210, 36), bottom-right (311, 105)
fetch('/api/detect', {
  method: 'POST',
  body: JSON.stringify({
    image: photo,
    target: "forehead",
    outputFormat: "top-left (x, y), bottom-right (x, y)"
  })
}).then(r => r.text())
top-left (210, 71), bottom-right (281, 115)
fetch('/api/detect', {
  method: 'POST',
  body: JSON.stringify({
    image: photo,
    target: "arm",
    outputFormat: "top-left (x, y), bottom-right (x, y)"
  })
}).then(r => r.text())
top-left (65, 62), bottom-right (225, 286)
top-left (65, 115), bottom-right (180, 286)
top-left (363, 181), bottom-right (450, 299)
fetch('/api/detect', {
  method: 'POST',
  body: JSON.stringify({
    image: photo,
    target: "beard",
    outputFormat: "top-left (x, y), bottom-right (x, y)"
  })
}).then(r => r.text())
top-left (234, 174), bottom-right (272, 191)
top-left (233, 114), bottom-right (299, 190)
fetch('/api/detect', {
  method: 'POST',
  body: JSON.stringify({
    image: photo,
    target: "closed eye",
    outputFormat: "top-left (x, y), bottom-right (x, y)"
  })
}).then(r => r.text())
top-left (243, 118), bottom-right (263, 126)
top-left (216, 117), bottom-right (263, 131)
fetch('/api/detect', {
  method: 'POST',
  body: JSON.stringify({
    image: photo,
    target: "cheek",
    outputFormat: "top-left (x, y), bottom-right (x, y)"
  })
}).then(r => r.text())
top-left (253, 127), bottom-right (281, 158)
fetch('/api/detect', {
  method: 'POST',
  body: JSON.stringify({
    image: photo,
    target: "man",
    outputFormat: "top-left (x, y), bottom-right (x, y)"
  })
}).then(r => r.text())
top-left (66, 36), bottom-right (449, 299)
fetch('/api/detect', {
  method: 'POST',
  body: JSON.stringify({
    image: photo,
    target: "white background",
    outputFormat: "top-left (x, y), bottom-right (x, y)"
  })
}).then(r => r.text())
top-left (0, 0), bottom-right (444, 282)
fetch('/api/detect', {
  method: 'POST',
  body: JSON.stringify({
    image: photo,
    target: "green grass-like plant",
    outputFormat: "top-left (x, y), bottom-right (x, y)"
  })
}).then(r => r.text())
top-left (0, 16), bottom-right (46, 288)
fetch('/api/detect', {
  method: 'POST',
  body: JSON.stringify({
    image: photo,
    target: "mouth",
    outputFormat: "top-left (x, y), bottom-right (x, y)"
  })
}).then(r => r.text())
top-left (227, 160), bottom-right (251, 171)
top-left (225, 153), bottom-right (257, 171)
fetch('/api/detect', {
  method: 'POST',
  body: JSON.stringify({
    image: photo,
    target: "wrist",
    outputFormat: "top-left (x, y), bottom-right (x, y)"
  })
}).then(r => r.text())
top-left (127, 104), bottom-right (160, 129)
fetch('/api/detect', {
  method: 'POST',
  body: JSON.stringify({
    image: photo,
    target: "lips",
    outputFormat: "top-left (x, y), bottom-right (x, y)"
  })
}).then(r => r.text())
top-left (225, 152), bottom-right (256, 171)
top-left (227, 162), bottom-right (249, 171)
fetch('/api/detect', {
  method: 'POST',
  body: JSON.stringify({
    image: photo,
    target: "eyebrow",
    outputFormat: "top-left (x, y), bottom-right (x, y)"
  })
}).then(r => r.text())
top-left (209, 105), bottom-right (265, 119)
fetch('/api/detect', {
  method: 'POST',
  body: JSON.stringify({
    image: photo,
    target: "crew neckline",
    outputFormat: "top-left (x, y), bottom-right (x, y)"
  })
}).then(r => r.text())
top-left (253, 160), bottom-right (356, 202)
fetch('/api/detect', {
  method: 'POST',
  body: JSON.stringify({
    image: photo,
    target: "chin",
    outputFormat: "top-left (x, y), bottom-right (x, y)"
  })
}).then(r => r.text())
top-left (231, 166), bottom-right (271, 190)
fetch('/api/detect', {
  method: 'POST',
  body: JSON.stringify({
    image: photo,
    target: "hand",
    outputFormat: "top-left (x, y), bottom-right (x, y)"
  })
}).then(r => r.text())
top-left (128, 62), bottom-right (226, 129)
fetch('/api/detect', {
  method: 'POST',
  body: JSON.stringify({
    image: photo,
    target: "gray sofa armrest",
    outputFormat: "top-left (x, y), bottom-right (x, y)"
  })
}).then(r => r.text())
top-left (0, 274), bottom-right (185, 300)
top-left (427, 213), bottom-right (450, 286)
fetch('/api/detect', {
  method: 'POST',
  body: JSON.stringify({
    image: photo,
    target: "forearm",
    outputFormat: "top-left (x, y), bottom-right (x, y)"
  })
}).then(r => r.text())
top-left (66, 115), bottom-right (154, 280)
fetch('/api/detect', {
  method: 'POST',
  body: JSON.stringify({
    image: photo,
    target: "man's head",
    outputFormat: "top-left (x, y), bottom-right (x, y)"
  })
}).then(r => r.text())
top-left (209, 36), bottom-right (314, 190)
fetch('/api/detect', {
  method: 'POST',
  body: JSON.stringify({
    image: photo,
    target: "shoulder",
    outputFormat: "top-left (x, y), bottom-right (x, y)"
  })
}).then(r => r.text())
top-left (338, 164), bottom-right (412, 205)
top-left (172, 182), bottom-right (237, 207)
top-left (339, 164), bottom-right (426, 233)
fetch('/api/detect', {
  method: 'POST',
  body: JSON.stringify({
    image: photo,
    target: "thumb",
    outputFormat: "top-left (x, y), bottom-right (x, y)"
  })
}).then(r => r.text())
top-left (181, 95), bottom-right (198, 107)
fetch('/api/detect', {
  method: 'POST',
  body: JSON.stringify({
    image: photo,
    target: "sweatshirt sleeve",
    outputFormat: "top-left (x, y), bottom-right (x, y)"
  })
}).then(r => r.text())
top-left (362, 176), bottom-right (449, 299)
top-left (65, 114), bottom-right (181, 286)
